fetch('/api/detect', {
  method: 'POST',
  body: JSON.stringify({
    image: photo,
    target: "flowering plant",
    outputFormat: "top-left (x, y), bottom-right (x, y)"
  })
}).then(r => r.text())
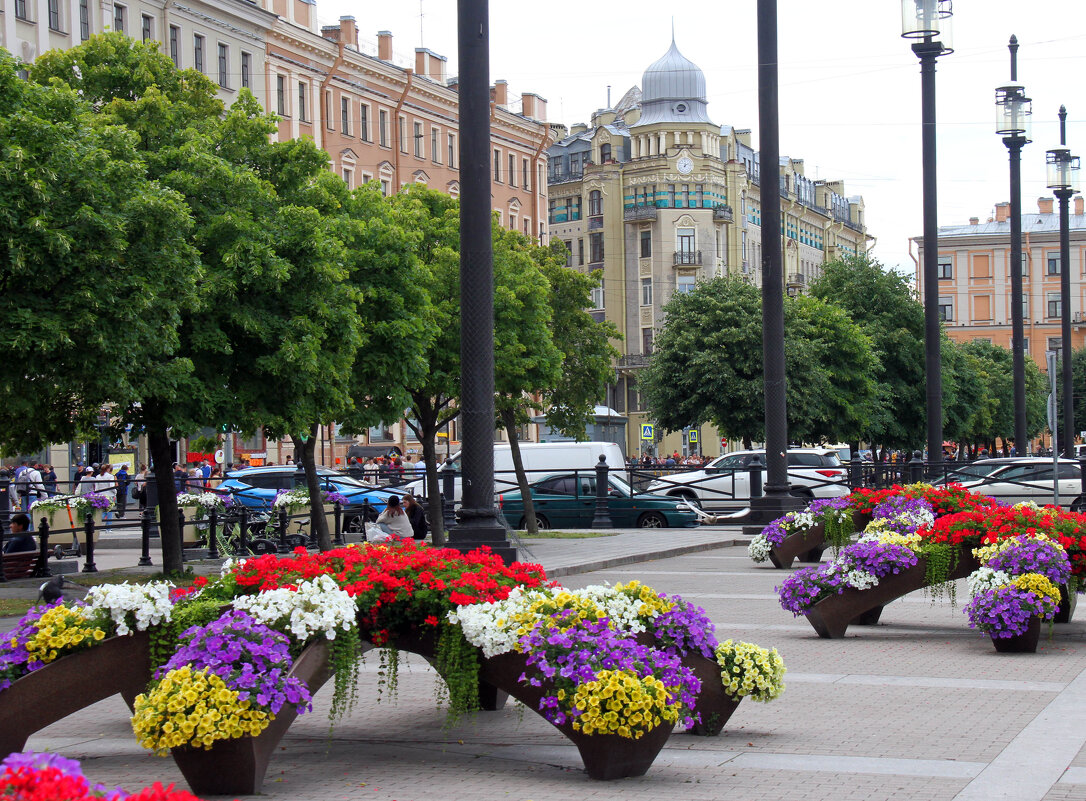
top-left (84, 582), bottom-right (174, 637)
top-left (323, 490), bottom-right (351, 506)
top-left (0, 750), bottom-right (205, 801)
top-left (714, 640), bottom-right (786, 702)
top-left (272, 488), bottom-right (311, 512)
top-left (29, 493), bottom-right (113, 525)
top-left (175, 492), bottom-right (231, 517)
top-left (232, 574), bottom-right (357, 642)
top-left (965, 575), bottom-right (1059, 637)
top-left (974, 535), bottom-right (1071, 586)
top-left (0, 601), bottom-right (108, 692)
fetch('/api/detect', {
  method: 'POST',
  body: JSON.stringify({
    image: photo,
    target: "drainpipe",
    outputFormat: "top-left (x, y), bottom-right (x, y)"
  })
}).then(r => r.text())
top-left (530, 122), bottom-right (551, 242)
top-left (161, 0), bottom-right (174, 62)
top-left (392, 69), bottom-right (415, 190)
top-left (315, 40), bottom-right (346, 154)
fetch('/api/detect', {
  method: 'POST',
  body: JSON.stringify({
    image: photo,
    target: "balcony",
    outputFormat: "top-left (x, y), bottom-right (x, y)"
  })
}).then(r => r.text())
top-left (673, 250), bottom-right (702, 266)
top-left (787, 273), bottom-right (806, 288)
top-left (712, 204), bottom-right (734, 222)
top-left (624, 206), bottom-right (658, 222)
top-left (1074, 312), bottom-right (1086, 325)
top-left (618, 354), bottom-right (652, 369)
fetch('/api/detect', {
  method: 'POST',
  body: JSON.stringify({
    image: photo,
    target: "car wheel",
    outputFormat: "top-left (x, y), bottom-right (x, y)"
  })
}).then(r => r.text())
top-left (638, 512), bottom-right (667, 528)
top-left (518, 514), bottom-right (550, 530)
top-left (1072, 496), bottom-right (1086, 513)
top-left (344, 515), bottom-right (365, 534)
top-left (248, 537), bottom-right (278, 555)
top-left (789, 488), bottom-right (815, 501)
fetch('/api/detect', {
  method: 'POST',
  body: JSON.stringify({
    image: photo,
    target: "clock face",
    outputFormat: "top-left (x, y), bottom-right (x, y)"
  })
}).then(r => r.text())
top-left (677, 156), bottom-right (693, 175)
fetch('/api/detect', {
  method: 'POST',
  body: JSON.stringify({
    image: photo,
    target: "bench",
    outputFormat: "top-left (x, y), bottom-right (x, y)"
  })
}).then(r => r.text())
top-left (2, 550), bottom-right (39, 580)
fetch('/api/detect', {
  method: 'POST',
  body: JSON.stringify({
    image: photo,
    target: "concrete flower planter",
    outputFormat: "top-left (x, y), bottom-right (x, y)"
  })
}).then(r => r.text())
top-left (768, 511), bottom-right (870, 569)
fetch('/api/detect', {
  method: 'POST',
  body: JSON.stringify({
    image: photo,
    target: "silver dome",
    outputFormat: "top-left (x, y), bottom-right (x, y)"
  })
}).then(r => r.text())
top-left (631, 39), bottom-right (714, 128)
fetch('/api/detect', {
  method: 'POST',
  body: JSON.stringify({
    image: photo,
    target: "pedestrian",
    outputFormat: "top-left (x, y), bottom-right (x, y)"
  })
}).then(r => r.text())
top-left (12, 462), bottom-right (44, 514)
top-left (115, 462), bottom-right (130, 518)
top-left (134, 464), bottom-right (149, 510)
top-left (172, 463), bottom-right (187, 493)
top-left (42, 464), bottom-right (57, 496)
top-left (199, 460), bottom-right (212, 485)
top-left (3, 513), bottom-right (35, 553)
top-left (208, 466), bottom-right (223, 488)
top-left (98, 463), bottom-right (117, 525)
top-left (415, 456), bottom-right (427, 477)
top-left (403, 494), bottom-right (428, 540)
top-left (375, 495), bottom-right (412, 538)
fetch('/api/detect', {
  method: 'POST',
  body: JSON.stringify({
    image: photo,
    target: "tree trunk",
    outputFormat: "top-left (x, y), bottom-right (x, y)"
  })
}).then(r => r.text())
top-left (742, 436), bottom-right (752, 450)
top-left (297, 426), bottom-right (331, 551)
top-left (148, 424), bottom-right (183, 576)
top-left (410, 394), bottom-right (447, 547)
top-left (500, 407), bottom-right (537, 535)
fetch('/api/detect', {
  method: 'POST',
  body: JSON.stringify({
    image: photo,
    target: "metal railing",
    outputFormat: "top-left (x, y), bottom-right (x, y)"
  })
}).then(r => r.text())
top-left (673, 250), bottom-right (702, 266)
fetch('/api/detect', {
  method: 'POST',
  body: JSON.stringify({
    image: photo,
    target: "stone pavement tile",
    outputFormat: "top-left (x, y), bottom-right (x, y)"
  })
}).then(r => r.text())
top-left (1047, 789), bottom-right (1086, 801)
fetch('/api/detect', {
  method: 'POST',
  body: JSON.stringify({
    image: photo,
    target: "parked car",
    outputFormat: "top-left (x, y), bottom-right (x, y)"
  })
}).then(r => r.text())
top-left (937, 458), bottom-right (1084, 509)
top-left (218, 465), bottom-right (402, 530)
top-left (498, 472), bottom-right (699, 530)
top-left (646, 448), bottom-right (849, 510)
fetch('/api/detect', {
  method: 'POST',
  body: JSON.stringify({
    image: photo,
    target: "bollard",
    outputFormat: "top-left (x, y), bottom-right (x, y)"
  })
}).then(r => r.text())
top-left (82, 515), bottom-right (97, 573)
top-left (139, 509), bottom-right (153, 567)
top-left (31, 519), bottom-right (51, 578)
top-left (909, 451), bottom-right (924, 484)
top-left (748, 454), bottom-right (765, 499)
top-left (591, 455), bottom-right (613, 529)
top-left (442, 459), bottom-right (457, 531)
top-left (239, 508), bottom-right (250, 554)
top-left (333, 502), bottom-right (344, 546)
top-left (278, 509), bottom-right (288, 552)
top-left (207, 508), bottom-right (219, 559)
top-left (0, 469), bottom-right (10, 543)
top-left (179, 509), bottom-right (187, 563)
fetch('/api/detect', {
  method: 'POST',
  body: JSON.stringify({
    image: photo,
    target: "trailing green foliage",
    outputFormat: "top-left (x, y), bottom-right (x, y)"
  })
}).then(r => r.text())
top-left (328, 628), bottom-right (363, 724)
top-left (434, 623), bottom-right (480, 725)
top-left (148, 598), bottom-right (227, 668)
top-left (921, 543), bottom-right (960, 605)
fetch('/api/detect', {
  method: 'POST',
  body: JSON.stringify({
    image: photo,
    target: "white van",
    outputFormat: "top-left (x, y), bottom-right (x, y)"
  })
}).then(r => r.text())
top-left (405, 441), bottom-right (625, 503)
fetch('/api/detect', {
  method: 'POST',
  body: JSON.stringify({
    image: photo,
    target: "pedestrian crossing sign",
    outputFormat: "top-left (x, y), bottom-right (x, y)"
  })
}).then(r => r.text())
top-left (688, 430), bottom-right (698, 444)
top-left (641, 424), bottom-right (654, 441)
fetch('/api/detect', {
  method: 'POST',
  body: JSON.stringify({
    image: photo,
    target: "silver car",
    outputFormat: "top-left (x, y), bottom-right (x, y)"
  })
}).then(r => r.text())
top-left (941, 458), bottom-right (1084, 510)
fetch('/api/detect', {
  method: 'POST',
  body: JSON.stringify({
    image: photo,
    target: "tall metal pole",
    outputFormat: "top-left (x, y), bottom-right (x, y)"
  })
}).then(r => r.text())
top-left (1006, 37), bottom-right (1029, 454)
top-left (1057, 106), bottom-right (1075, 456)
top-left (451, 0), bottom-right (515, 563)
top-left (756, 0), bottom-right (790, 504)
top-left (914, 38), bottom-right (943, 471)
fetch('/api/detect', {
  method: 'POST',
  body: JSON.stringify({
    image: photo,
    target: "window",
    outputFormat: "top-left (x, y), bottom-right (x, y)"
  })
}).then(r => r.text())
top-left (640, 230), bottom-right (652, 258)
top-left (938, 296), bottom-right (953, 322)
top-left (169, 26), bottom-right (180, 66)
top-left (14, 0), bottom-right (27, 20)
top-left (141, 14), bottom-right (153, 41)
top-left (380, 180), bottom-right (391, 196)
top-left (1048, 293), bottom-right (1062, 319)
top-left (398, 116), bottom-right (406, 152)
top-left (113, 3), bottom-right (126, 33)
top-left (413, 121), bottom-right (423, 157)
top-left (522, 158), bottom-right (530, 190)
top-left (431, 127), bottom-right (439, 162)
top-left (577, 238), bottom-right (584, 266)
top-left (589, 232), bottom-right (604, 263)
top-left (937, 257), bottom-right (952, 279)
top-left (590, 279), bottom-right (604, 310)
top-left (447, 133), bottom-right (456, 167)
top-left (276, 75), bottom-right (286, 116)
top-left (667, 184), bottom-right (676, 207)
top-left (79, 0), bottom-right (90, 39)
top-left (600, 143), bottom-right (611, 162)
top-left (1013, 253), bottom-right (1028, 277)
top-left (1022, 337), bottom-right (1030, 355)
top-left (193, 34), bottom-right (204, 73)
top-left (493, 149), bottom-right (501, 182)
top-left (340, 97), bottom-right (350, 135)
top-left (360, 104), bottom-right (370, 141)
top-left (342, 168), bottom-right (353, 189)
top-left (641, 278), bottom-right (653, 306)
top-left (49, 0), bottom-right (61, 31)
top-left (1049, 337), bottom-right (1063, 352)
top-left (677, 227), bottom-right (695, 262)
top-left (241, 52), bottom-right (250, 89)
top-left (642, 328), bottom-right (654, 355)
top-left (217, 43), bottom-right (228, 88)
top-left (1048, 254), bottom-right (1061, 275)
top-left (588, 190), bottom-right (602, 216)
top-left (677, 274), bottom-right (696, 294)
top-left (325, 92), bottom-right (333, 129)
top-left (508, 154), bottom-right (516, 187)
top-left (297, 82), bottom-right (307, 122)
top-left (379, 110), bottom-right (388, 146)
top-left (563, 241), bottom-right (573, 268)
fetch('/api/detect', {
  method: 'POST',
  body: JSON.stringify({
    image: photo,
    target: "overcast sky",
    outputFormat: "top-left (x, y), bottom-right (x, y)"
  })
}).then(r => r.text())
top-left (317, 1), bottom-right (1085, 276)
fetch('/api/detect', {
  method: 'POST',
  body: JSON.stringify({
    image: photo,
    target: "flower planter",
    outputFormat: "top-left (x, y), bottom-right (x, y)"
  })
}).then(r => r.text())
top-left (170, 640), bottom-right (336, 796)
top-left (803, 548), bottom-right (979, 639)
top-left (990, 615), bottom-right (1042, 654)
top-left (768, 512), bottom-right (868, 569)
top-left (683, 652), bottom-right (741, 736)
top-left (0, 632), bottom-right (151, 759)
top-left (1055, 584), bottom-right (1077, 624)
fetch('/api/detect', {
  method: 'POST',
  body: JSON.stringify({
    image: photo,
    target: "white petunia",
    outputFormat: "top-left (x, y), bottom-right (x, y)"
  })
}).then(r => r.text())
top-left (748, 535), bottom-right (773, 563)
top-left (233, 574), bottom-right (357, 641)
top-left (84, 581), bottom-right (175, 637)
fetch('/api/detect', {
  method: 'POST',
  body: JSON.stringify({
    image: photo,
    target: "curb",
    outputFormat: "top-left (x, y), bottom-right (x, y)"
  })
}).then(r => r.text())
top-left (545, 538), bottom-right (747, 579)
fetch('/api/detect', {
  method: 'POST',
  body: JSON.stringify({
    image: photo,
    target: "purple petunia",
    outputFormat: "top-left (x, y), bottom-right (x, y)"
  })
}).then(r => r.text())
top-left (647, 594), bottom-right (718, 659)
top-left (965, 584), bottom-right (1057, 637)
top-left (776, 563), bottom-right (851, 615)
top-left (985, 536), bottom-right (1071, 586)
top-left (837, 539), bottom-right (918, 579)
top-left (872, 495), bottom-right (933, 522)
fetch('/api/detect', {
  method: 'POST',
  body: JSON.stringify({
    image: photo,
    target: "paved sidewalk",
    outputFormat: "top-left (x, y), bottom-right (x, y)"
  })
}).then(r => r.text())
top-left (14, 530), bottom-right (1086, 801)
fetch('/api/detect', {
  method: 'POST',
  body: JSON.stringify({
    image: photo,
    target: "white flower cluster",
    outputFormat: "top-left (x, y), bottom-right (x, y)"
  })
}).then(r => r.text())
top-left (273, 488), bottom-right (312, 510)
top-left (176, 492), bottom-right (226, 511)
top-left (845, 570), bottom-right (879, 591)
top-left (450, 583), bottom-right (652, 658)
top-left (232, 574), bottom-right (357, 641)
top-left (748, 535), bottom-right (773, 563)
top-left (967, 566), bottom-right (1013, 597)
top-left (84, 581), bottom-right (175, 637)
top-left (896, 508), bottom-right (936, 531)
top-left (790, 511), bottom-right (816, 532)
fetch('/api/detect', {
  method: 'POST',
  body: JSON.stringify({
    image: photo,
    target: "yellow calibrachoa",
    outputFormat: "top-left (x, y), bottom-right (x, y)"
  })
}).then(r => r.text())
top-left (615, 581), bottom-right (675, 618)
top-left (974, 533), bottom-right (1063, 564)
top-left (132, 666), bottom-right (272, 755)
top-left (570, 669), bottom-right (677, 739)
top-left (714, 640), bottom-right (786, 703)
top-left (23, 605), bottom-right (108, 666)
top-left (512, 592), bottom-right (608, 642)
top-left (864, 522), bottom-right (923, 552)
top-left (1013, 573), bottom-right (1061, 605)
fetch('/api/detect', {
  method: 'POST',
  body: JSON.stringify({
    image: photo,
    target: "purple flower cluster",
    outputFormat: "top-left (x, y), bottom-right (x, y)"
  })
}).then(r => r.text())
top-left (872, 495), bottom-right (933, 522)
top-left (776, 564), bottom-right (850, 616)
top-left (965, 585), bottom-right (1056, 637)
top-left (646, 594), bottom-right (718, 659)
top-left (838, 539), bottom-right (918, 579)
top-left (517, 613), bottom-right (700, 727)
top-left (84, 492), bottom-right (112, 510)
top-left (159, 610), bottom-right (311, 716)
top-left (986, 537), bottom-right (1071, 585)
top-left (806, 497), bottom-right (852, 519)
top-left (761, 513), bottom-right (797, 547)
top-left (323, 491), bottom-right (351, 506)
top-left (1, 750), bottom-right (126, 799)
top-left (0, 600), bottom-right (66, 692)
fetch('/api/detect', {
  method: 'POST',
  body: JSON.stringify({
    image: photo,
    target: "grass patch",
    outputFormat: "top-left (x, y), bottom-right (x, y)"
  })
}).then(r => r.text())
top-left (0, 599), bottom-right (36, 618)
top-left (50, 569), bottom-right (202, 588)
top-left (516, 530), bottom-right (618, 539)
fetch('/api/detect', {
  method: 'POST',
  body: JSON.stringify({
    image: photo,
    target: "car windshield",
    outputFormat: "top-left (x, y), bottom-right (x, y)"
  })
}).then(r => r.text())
top-left (608, 475), bottom-right (634, 496)
top-left (949, 463), bottom-right (1013, 481)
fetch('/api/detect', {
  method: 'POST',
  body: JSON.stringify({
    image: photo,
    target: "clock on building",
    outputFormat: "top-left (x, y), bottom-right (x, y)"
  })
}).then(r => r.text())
top-left (676, 156), bottom-right (694, 175)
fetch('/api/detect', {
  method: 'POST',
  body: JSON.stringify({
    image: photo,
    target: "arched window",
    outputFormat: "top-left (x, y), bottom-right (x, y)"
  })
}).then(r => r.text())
top-left (588, 190), bottom-right (603, 216)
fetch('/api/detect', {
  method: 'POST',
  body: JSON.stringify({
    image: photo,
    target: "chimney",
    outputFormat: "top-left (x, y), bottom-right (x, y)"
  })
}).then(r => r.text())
top-left (1038, 197), bottom-right (1054, 214)
top-left (995, 202), bottom-right (1010, 223)
top-left (1076, 196), bottom-right (1084, 216)
top-left (320, 25), bottom-right (340, 42)
top-left (377, 31), bottom-right (393, 62)
top-left (429, 52), bottom-right (446, 83)
top-left (415, 48), bottom-right (427, 76)
top-left (969, 217), bottom-right (979, 225)
top-left (521, 92), bottom-right (538, 119)
top-left (491, 79), bottom-right (508, 108)
top-left (339, 16), bottom-right (357, 50)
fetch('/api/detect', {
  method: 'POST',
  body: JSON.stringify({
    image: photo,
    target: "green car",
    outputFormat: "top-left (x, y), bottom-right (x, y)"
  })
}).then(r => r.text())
top-left (498, 472), bottom-right (700, 529)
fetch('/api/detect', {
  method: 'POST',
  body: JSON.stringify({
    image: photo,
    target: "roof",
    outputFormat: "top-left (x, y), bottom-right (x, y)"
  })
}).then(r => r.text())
top-left (938, 213), bottom-right (1086, 238)
top-left (631, 38), bottom-right (714, 128)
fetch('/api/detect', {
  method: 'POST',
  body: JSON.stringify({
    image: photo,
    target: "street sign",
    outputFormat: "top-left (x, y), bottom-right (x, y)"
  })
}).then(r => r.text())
top-left (687, 430), bottom-right (698, 444)
top-left (640, 424), bottom-right (654, 441)
top-left (214, 449), bottom-right (225, 465)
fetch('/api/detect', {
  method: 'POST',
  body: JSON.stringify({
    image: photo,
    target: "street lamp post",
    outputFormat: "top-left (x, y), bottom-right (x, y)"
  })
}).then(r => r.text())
top-left (902, 0), bottom-right (953, 470)
top-left (996, 35), bottom-right (1032, 455)
top-left (1047, 106), bottom-right (1080, 456)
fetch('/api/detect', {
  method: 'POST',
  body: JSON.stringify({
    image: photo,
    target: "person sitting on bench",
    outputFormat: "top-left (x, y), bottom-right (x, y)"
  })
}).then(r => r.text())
top-left (4, 514), bottom-right (36, 553)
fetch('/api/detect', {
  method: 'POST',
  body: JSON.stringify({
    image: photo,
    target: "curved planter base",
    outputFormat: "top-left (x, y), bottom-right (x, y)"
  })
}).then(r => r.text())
top-left (1055, 584), bottom-right (1077, 624)
top-left (0, 632), bottom-right (152, 759)
top-left (684, 653), bottom-right (741, 736)
top-left (991, 616), bottom-right (1042, 653)
top-left (804, 549), bottom-right (979, 639)
top-left (768, 512), bottom-right (870, 569)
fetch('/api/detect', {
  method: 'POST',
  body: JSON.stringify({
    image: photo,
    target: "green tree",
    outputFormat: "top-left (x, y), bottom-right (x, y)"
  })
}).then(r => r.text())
top-left (0, 50), bottom-right (199, 458)
top-left (954, 339), bottom-right (1047, 455)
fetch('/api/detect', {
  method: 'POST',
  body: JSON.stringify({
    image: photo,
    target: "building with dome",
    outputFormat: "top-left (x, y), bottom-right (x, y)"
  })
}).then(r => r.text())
top-left (546, 38), bottom-right (873, 459)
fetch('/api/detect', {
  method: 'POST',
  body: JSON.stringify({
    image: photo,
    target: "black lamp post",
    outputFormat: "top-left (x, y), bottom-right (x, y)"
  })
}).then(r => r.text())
top-left (1047, 106), bottom-right (1080, 456)
top-left (996, 35), bottom-right (1032, 455)
top-left (902, 0), bottom-right (952, 470)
